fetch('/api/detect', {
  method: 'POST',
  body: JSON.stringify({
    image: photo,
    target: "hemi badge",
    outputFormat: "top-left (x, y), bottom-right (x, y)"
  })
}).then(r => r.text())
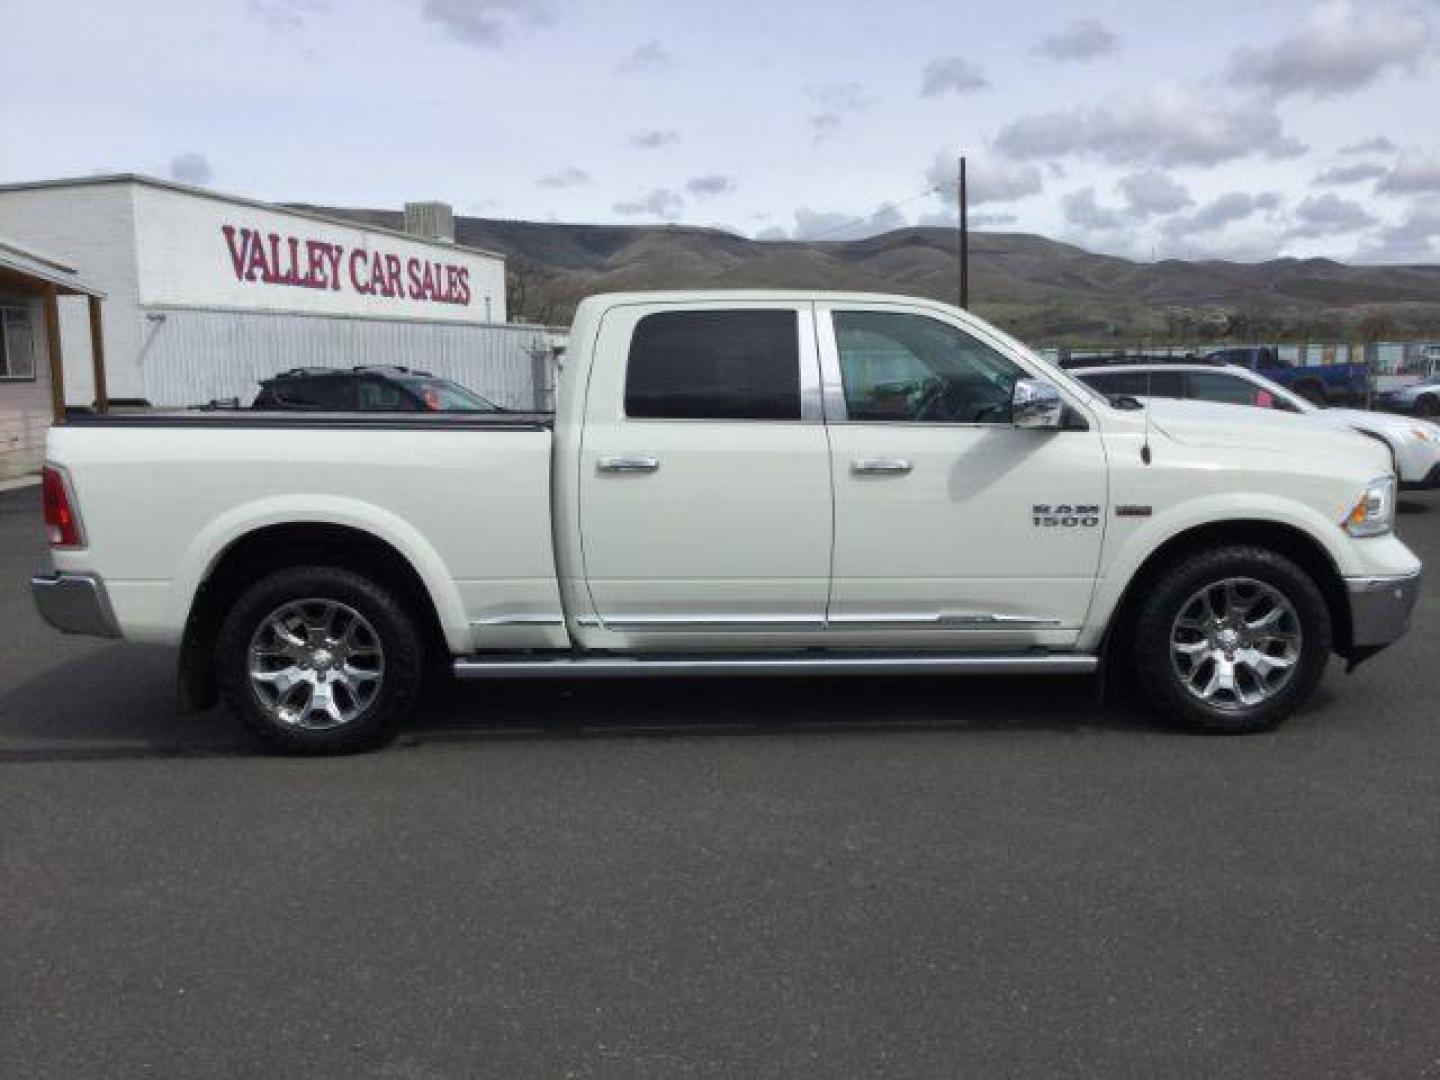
top-left (1116, 505), bottom-right (1153, 518)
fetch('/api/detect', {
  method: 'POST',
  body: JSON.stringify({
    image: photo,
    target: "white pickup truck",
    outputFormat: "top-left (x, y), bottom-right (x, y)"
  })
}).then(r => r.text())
top-left (33, 291), bottom-right (1421, 752)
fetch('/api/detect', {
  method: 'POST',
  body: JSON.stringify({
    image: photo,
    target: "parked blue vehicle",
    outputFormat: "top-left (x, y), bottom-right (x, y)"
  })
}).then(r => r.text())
top-left (1201, 347), bottom-right (1368, 407)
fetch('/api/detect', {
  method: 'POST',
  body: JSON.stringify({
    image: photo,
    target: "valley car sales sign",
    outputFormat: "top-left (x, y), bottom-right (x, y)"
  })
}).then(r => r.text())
top-left (130, 183), bottom-right (506, 323)
top-left (221, 226), bottom-right (474, 307)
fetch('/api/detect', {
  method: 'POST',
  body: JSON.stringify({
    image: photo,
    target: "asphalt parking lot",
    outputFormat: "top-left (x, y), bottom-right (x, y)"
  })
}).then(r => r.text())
top-left (2, 483), bottom-right (1438, 1079)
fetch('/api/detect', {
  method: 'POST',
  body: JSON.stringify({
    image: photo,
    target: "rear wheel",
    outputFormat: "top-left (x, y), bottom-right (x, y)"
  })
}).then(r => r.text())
top-left (1132, 546), bottom-right (1331, 733)
top-left (216, 565), bottom-right (425, 753)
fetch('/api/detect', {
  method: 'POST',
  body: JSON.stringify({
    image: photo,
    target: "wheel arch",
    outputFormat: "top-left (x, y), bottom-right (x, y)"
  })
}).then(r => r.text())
top-left (1096, 519), bottom-right (1353, 668)
top-left (177, 518), bottom-right (458, 712)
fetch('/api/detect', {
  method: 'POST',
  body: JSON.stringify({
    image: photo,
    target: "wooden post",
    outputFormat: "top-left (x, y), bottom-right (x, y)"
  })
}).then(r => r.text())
top-left (41, 283), bottom-right (66, 425)
top-left (88, 295), bottom-right (108, 413)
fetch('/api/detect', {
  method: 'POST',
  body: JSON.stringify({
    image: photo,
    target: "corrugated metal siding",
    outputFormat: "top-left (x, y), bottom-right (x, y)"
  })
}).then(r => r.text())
top-left (139, 308), bottom-right (561, 409)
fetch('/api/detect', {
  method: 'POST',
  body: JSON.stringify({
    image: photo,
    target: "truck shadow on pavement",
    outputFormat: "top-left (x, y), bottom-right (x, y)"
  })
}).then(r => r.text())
top-left (0, 645), bottom-right (1178, 762)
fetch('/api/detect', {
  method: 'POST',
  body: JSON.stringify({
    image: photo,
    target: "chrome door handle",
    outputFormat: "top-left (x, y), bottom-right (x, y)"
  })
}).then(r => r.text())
top-left (851, 458), bottom-right (912, 474)
top-left (597, 455), bottom-right (660, 473)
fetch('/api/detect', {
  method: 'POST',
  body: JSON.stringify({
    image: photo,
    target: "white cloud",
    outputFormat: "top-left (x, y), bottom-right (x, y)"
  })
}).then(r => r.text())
top-left (629, 128), bottom-right (680, 150)
top-left (613, 188), bottom-right (683, 218)
top-left (1118, 169), bottom-right (1193, 216)
top-left (1286, 192), bottom-right (1379, 237)
top-left (1162, 191), bottom-right (1282, 240)
top-left (920, 57), bottom-right (988, 97)
top-left (248, 0), bottom-right (328, 30)
top-left (537, 166), bottom-right (591, 188)
top-left (1313, 161), bottom-right (1389, 185)
top-left (1035, 19), bottom-right (1118, 62)
top-left (617, 39), bottom-right (673, 74)
top-left (1227, 0), bottom-right (1431, 99)
top-left (421, 0), bottom-right (553, 48)
top-left (1359, 197), bottom-right (1440, 261)
top-left (993, 87), bottom-right (1305, 167)
top-left (788, 203), bottom-right (907, 240)
top-left (169, 152), bottom-right (213, 186)
top-left (1063, 187), bottom-right (1125, 230)
top-left (687, 174), bottom-right (736, 198)
top-left (925, 153), bottom-right (1044, 205)
top-left (1340, 136), bottom-right (1398, 155)
top-left (1379, 151), bottom-right (1440, 193)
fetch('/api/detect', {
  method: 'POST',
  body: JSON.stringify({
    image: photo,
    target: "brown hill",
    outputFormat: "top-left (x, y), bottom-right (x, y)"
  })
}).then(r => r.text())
top-left (299, 207), bottom-right (1440, 343)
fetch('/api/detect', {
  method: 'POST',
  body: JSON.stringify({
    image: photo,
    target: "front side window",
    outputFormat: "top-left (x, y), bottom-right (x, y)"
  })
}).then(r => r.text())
top-left (625, 309), bottom-right (800, 420)
top-left (833, 310), bottom-right (1023, 423)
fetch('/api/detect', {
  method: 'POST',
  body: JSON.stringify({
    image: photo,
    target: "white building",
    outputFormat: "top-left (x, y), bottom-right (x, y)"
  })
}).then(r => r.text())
top-left (0, 175), bottom-right (555, 420)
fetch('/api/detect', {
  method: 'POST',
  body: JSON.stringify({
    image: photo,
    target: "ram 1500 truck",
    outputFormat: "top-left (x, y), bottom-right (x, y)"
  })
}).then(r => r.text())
top-left (32, 291), bottom-right (1421, 752)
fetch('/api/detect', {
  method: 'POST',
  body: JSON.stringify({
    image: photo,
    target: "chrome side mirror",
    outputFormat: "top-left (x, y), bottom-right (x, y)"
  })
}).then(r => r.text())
top-left (1012, 379), bottom-right (1064, 429)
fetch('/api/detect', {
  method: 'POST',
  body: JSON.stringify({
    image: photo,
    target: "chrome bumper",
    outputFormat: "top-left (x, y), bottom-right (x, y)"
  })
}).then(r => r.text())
top-left (30, 572), bottom-right (120, 638)
top-left (1346, 571), bottom-right (1421, 649)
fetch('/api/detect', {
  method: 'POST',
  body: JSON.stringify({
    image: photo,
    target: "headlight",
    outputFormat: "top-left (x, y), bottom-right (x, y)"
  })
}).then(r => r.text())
top-left (1343, 476), bottom-right (1396, 538)
top-left (1410, 426), bottom-right (1440, 443)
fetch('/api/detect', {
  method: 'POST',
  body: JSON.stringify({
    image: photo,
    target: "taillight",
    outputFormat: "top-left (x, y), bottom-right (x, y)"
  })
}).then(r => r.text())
top-left (42, 465), bottom-right (83, 548)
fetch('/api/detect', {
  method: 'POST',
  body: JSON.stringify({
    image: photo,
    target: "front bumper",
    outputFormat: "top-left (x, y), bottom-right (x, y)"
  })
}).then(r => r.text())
top-left (31, 572), bottom-right (121, 638)
top-left (1345, 571), bottom-right (1421, 651)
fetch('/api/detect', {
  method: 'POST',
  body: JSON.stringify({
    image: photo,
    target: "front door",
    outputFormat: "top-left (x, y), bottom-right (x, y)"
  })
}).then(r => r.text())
top-left (576, 301), bottom-right (833, 646)
top-left (817, 302), bottom-right (1107, 648)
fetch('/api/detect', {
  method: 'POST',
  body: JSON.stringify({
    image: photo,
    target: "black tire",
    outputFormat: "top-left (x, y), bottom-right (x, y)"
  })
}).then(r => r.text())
top-left (1416, 394), bottom-right (1439, 418)
top-left (216, 565), bottom-right (425, 754)
top-left (1131, 545), bottom-right (1331, 734)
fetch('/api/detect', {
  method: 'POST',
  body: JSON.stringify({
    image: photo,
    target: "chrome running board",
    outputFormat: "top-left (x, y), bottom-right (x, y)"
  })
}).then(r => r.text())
top-left (453, 653), bottom-right (1097, 679)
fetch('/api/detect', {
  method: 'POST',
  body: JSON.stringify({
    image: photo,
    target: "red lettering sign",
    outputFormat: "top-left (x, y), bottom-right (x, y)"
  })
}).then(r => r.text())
top-left (220, 224), bottom-right (473, 307)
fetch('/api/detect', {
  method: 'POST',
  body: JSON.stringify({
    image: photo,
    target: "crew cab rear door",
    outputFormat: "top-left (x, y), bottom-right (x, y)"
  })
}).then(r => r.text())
top-left (816, 301), bottom-right (1107, 648)
top-left (576, 300), bottom-right (833, 645)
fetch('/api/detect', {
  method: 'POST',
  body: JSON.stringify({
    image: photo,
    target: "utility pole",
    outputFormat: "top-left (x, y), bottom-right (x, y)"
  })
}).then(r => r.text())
top-left (957, 155), bottom-right (969, 310)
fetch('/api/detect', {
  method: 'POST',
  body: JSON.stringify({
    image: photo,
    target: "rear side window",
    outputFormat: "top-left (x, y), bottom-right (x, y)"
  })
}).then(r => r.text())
top-left (624, 310), bottom-right (800, 420)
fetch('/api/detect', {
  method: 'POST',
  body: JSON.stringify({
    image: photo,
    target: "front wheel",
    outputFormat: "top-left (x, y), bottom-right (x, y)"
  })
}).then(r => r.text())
top-left (216, 565), bottom-right (426, 753)
top-left (1415, 394), bottom-right (1439, 418)
top-left (1131, 546), bottom-right (1332, 734)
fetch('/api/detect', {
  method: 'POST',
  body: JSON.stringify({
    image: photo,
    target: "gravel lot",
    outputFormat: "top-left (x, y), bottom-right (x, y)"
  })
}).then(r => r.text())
top-left (2, 482), bottom-right (1437, 1079)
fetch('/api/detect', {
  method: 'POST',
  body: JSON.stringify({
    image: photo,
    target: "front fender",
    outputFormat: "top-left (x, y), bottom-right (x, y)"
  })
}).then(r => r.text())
top-left (1080, 492), bottom-right (1353, 653)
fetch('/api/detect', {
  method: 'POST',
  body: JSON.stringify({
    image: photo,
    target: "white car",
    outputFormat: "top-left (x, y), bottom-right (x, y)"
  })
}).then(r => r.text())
top-left (1075, 363), bottom-right (1440, 490)
top-left (31, 291), bottom-right (1421, 752)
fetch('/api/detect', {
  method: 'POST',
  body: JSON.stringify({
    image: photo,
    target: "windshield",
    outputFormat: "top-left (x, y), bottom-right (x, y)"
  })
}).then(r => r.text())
top-left (397, 378), bottom-right (500, 412)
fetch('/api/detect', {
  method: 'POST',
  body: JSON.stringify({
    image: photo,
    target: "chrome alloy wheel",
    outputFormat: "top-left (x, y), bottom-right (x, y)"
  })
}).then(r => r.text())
top-left (1170, 577), bottom-right (1302, 710)
top-left (248, 599), bottom-right (384, 730)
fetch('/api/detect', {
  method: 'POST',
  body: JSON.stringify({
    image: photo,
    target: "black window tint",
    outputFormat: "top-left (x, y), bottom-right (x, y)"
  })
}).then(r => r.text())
top-left (625, 310), bottom-right (800, 420)
top-left (269, 377), bottom-right (357, 410)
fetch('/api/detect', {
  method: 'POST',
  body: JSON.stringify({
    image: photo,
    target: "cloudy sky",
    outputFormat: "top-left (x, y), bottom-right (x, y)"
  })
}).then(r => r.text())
top-left (4, 0), bottom-right (1440, 263)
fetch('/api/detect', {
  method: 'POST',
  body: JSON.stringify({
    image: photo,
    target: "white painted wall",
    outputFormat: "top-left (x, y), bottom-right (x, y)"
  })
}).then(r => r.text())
top-left (131, 183), bottom-right (506, 323)
top-left (0, 183), bottom-right (146, 404)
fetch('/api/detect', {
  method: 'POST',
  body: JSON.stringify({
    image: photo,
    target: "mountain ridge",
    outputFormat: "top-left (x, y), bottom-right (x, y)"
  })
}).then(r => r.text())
top-left (296, 206), bottom-right (1440, 342)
